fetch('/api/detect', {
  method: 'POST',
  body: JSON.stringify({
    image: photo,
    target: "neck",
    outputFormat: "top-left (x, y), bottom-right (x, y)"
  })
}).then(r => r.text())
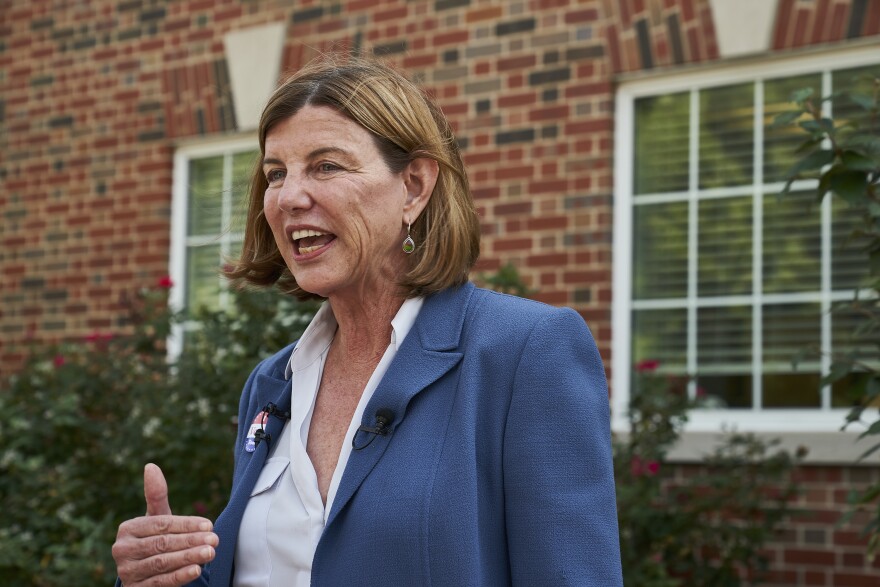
top-left (327, 287), bottom-right (405, 364)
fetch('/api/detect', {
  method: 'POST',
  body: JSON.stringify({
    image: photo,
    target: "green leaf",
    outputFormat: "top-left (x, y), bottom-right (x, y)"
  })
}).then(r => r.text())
top-left (795, 137), bottom-right (824, 154)
top-left (799, 118), bottom-right (835, 136)
top-left (858, 420), bottom-right (880, 440)
top-left (771, 110), bottom-right (804, 128)
top-left (822, 361), bottom-right (853, 386)
top-left (848, 92), bottom-right (878, 112)
top-left (785, 149), bottom-right (834, 180)
top-left (816, 173), bottom-right (832, 201)
top-left (829, 168), bottom-right (869, 203)
top-left (867, 377), bottom-right (880, 399)
top-left (842, 150), bottom-right (880, 172)
top-left (790, 87), bottom-right (815, 104)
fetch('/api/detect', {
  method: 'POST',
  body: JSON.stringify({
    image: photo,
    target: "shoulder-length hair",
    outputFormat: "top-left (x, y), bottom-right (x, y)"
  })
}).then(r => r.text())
top-left (224, 54), bottom-right (480, 300)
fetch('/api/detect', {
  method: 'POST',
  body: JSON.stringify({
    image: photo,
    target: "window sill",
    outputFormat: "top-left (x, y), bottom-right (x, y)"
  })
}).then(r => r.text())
top-left (663, 430), bottom-right (876, 466)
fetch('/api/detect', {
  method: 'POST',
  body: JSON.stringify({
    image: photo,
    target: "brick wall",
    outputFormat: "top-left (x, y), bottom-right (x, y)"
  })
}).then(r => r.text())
top-left (2, 0), bottom-right (879, 584)
top-left (0, 0), bottom-right (726, 372)
top-left (671, 463), bottom-right (880, 586)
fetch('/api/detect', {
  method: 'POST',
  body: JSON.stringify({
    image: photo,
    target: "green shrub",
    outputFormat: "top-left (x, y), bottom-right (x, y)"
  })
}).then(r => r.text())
top-left (1, 274), bottom-right (803, 585)
top-left (0, 280), bottom-right (316, 586)
top-left (615, 363), bottom-right (805, 586)
top-left (774, 71), bottom-right (880, 554)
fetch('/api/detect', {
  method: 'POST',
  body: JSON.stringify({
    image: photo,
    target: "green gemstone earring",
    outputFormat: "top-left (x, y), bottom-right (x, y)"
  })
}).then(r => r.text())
top-left (402, 223), bottom-right (415, 254)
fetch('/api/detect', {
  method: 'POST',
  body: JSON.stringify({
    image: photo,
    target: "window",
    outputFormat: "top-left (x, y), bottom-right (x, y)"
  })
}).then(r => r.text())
top-left (613, 47), bottom-right (878, 432)
top-left (170, 138), bottom-right (259, 353)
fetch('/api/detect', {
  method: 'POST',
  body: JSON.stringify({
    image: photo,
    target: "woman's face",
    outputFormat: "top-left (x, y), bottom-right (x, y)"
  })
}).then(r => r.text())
top-left (262, 105), bottom-right (411, 301)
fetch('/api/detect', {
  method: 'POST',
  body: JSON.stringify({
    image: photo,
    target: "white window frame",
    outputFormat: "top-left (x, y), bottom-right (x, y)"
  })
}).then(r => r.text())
top-left (612, 44), bottom-right (879, 434)
top-left (168, 135), bottom-right (258, 358)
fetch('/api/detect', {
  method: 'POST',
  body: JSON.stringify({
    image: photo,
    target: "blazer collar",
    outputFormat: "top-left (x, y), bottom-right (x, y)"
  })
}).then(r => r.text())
top-left (324, 282), bottom-right (476, 528)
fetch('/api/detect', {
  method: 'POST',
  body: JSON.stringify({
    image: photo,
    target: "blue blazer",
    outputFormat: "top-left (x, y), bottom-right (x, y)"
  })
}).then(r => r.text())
top-left (189, 282), bottom-right (622, 586)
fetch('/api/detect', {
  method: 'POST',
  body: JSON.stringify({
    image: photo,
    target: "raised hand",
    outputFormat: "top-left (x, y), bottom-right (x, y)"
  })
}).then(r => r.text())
top-left (112, 464), bottom-right (217, 587)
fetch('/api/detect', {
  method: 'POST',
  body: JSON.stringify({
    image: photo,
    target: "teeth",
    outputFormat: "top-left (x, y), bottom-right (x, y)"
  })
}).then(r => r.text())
top-left (299, 245), bottom-right (321, 254)
top-left (291, 229), bottom-right (325, 241)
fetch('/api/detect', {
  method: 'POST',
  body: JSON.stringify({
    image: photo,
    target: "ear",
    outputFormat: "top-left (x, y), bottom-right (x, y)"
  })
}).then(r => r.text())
top-left (402, 157), bottom-right (439, 222)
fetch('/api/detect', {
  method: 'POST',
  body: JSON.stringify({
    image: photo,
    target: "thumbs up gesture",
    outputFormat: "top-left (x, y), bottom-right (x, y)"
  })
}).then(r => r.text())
top-left (112, 464), bottom-right (217, 587)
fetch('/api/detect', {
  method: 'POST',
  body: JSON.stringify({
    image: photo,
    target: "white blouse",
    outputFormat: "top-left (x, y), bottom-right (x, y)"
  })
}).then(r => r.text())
top-left (232, 297), bottom-right (424, 587)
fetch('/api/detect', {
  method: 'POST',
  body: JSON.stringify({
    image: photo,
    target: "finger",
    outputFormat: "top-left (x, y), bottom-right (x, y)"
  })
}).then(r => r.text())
top-left (120, 546), bottom-right (212, 587)
top-left (121, 516), bottom-right (214, 539)
top-left (144, 463), bottom-right (172, 517)
top-left (115, 530), bottom-right (218, 561)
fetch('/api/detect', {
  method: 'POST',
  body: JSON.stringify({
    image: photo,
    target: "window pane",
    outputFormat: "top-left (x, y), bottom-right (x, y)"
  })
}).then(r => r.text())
top-left (633, 201), bottom-right (689, 299)
top-left (632, 309), bottom-right (687, 373)
top-left (697, 305), bottom-right (752, 408)
top-left (698, 196), bottom-right (752, 296)
top-left (699, 83), bottom-right (754, 189)
top-left (763, 303), bottom-right (821, 407)
top-left (186, 244), bottom-right (222, 312)
top-left (763, 73), bottom-right (822, 183)
top-left (231, 150), bottom-right (257, 235)
top-left (763, 191), bottom-right (821, 293)
top-left (832, 64), bottom-right (880, 122)
top-left (188, 156), bottom-right (224, 236)
top-left (634, 92), bottom-right (690, 194)
top-left (831, 195), bottom-right (871, 290)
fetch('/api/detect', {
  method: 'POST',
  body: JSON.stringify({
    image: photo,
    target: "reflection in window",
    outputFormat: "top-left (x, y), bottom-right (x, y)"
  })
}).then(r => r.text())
top-left (633, 201), bottom-right (688, 299)
top-left (627, 58), bottom-right (879, 412)
top-left (697, 305), bottom-right (752, 408)
top-left (699, 83), bottom-right (753, 189)
top-left (634, 92), bottom-right (690, 194)
top-left (763, 191), bottom-right (821, 294)
top-left (698, 197), bottom-right (752, 297)
top-left (632, 309), bottom-right (687, 375)
top-left (184, 149), bottom-right (259, 313)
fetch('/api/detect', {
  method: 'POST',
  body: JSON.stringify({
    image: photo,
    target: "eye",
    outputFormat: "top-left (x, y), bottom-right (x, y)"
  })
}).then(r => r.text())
top-left (316, 162), bottom-right (342, 173)
top-left (266, 169), bottom-right (285, 185)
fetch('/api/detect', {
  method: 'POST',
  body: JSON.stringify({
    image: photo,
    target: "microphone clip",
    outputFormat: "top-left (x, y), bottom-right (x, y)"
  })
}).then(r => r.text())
top-left (352, 408), bottom-right (395, 450)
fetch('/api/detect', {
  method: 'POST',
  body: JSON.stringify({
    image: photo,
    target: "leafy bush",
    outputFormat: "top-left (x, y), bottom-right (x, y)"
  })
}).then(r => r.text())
top-left (0, 280), bottom-right (316, 586)
top-left (1, 273), bottom-right (803, 586)
top-left (615, 363), bottom-right (805, 586)
top-left (774, 70), bottom-right (880, 553)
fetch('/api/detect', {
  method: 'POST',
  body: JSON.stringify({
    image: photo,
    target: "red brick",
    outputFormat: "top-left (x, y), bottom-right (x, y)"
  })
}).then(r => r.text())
top-left (498, 55), bottom-right (537, 72)
top-left (494, 201), bottom-right (532, 216)
top-left (466, 6), bottom-right (503, 23)
top-left (432, 30), bottom-right (469, 47)
top-left (565, 9), bottom-right (598, 24)
top-left (493, 237), bottom-right (533, 252)
top-left (784, 548), bottom-right (836, 566)
top-left (494, 165), bottom-right (534, 181)
top-left (832, 573), bottom-right (880, 587)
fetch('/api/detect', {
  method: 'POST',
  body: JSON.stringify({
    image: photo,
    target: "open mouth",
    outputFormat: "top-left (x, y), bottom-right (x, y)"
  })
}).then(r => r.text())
top-left (291, 229), bottom-right (336, 255)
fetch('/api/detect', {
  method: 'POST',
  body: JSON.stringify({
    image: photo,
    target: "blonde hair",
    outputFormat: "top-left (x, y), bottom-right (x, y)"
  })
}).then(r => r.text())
top-left (225, 55), bottom-right (480, 300)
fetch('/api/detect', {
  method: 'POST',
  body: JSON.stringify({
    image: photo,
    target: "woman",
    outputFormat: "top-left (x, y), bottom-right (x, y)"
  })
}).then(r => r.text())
top-left (112, 56), bottom-right (622, 586)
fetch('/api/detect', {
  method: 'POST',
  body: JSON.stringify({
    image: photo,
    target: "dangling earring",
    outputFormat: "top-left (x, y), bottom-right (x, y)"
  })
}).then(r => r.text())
top-left (402, 223), bottom-right (415, 254)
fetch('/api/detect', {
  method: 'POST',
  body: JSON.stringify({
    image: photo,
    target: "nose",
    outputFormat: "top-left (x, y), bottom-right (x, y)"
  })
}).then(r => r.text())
top-left (276, 174), bottom-right (313, 214)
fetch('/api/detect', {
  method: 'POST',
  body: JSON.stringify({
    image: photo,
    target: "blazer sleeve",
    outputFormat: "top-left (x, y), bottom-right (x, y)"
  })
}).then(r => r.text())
top-left (502, 307), bottom-right (623, 586)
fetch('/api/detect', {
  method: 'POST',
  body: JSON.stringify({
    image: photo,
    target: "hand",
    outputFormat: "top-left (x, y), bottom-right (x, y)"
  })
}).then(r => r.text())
top-left (112, 464), bottom-right (218, 587)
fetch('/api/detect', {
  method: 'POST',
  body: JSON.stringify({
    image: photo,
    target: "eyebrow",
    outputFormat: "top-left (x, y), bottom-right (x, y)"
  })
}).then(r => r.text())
top-left (262, 146), bottom-right (355, 167)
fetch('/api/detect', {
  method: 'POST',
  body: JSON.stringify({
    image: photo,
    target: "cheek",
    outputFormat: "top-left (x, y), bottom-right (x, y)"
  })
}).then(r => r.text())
top-left (262, 193), bottom-right (287, 245)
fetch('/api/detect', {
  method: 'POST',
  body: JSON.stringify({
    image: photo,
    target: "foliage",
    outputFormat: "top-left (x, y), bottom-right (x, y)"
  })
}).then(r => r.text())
top-left (1, 264), bottom-right (803, 585)
top-left (775, 70), bottom-right (880, 553)
top-left (474, 261), bottom-right (537, 297)
top-left (615, 364), bottom-right (804, 586)
top-left (0, 280), bottom-right (316, 586)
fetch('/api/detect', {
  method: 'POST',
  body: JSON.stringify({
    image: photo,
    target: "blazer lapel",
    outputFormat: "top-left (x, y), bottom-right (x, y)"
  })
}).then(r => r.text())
top-left (325, 283), bottom-right (475, 528)
top-left (210, 373), bottom-right (292, 586)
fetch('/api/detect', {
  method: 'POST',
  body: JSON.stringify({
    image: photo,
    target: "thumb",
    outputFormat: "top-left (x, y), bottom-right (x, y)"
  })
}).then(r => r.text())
top-left (144, 463), bottom-right (173, 516)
